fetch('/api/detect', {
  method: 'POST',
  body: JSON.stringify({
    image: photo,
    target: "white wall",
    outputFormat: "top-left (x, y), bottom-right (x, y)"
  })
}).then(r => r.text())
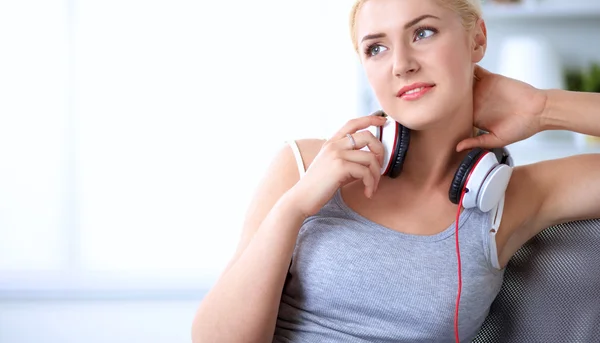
top-left (481, 17), bottom-right (600, 72)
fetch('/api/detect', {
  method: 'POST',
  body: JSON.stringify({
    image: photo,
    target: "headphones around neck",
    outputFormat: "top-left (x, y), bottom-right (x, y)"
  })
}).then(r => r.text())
top-left (361, 110), bottom-right (514, 213)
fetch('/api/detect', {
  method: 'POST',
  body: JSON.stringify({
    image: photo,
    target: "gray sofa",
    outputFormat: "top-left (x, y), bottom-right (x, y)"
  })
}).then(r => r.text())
top-left (472, 219), bottom-right (600, 342)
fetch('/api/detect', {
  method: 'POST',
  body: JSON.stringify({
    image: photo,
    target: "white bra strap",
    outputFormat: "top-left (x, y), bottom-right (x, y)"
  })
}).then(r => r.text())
top-left (287, 140), bottom-right (306, 178)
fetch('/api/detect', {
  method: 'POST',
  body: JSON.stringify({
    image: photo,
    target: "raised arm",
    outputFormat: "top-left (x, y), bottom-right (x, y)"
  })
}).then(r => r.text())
top-left (525, 89), bottom-right (600, 229)
top-left (456, 66), bottom-right (600, 268)
top-left (191, 116), bottom-right (386, 343)
top-left (457, 66), bottom-right (600, 152)
top-left (541, 89), bottom-right (600, 137)
top-left (191, 140), bottom-right (316, 343)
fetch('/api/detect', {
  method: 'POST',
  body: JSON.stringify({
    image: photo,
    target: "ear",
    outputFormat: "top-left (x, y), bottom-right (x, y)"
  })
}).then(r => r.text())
top-left (471, 18), bottom-right (487, 63)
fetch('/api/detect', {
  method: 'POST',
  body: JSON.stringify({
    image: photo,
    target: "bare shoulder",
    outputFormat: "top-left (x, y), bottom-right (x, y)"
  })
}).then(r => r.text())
top-left (221, 138), bottom-right (326, 275)
top-left (292, 138), bottom-right (327, 171)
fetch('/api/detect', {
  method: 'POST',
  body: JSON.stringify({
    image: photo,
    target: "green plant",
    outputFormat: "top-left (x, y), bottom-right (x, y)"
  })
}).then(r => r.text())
top-left (582, 63), bottom-right (600, 93)
top-left (565, 69), bottom-right (584, 91)
top-left (565, 63), bottom-right (600, 144)
top-left (565, 62), bottom-right (600, 93)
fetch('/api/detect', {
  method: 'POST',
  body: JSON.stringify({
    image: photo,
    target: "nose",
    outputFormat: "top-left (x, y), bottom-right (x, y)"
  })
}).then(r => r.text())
top-left (392, 47), bottom-right (419, 78)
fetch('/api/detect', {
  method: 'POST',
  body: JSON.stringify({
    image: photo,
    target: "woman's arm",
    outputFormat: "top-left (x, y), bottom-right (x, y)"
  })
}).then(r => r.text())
top-left (192, 189), bottom-right (307, 343)
top-left (191, 139), bottom-right (327, 343)
top-left (458, 67), bottom-right (600, 152)
top-left (191, 142), bottom-right (311, 343)
top-left (532, 89), bottom-right (600, 226)
top-left (498, 155), bottom-right (600, 268)
top-left (457, 66), bottom-right (600, 267)
top-left (191, 114), bottom-right (385, 342)
top-left (541, 89), bottom-right (600, 136)
top-left (497, 90), bottom-right (600, 267)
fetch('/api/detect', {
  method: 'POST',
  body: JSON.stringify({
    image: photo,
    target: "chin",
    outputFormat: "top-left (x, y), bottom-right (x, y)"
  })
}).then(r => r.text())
top-left (382, 102), bottom-right (451, 131)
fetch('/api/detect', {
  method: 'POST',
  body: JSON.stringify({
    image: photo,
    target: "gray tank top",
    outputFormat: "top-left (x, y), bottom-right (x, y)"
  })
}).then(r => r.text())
top-left (273, 142), bottom-right (505, 342)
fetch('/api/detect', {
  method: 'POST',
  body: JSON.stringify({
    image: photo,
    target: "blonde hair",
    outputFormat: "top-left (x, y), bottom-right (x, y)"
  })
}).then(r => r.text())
top-left (349, 0), bottom-right (483, 53)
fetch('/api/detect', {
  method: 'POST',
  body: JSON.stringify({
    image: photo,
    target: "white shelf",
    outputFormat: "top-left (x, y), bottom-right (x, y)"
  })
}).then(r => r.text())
top-left (482, 3), bottom-right (600, 20)
top-left (506, 138), bottom-right (600, 166)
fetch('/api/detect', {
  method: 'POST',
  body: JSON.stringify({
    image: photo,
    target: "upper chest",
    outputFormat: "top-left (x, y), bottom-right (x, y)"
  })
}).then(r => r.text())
top-left (340, 181), bottom-right (462, 236)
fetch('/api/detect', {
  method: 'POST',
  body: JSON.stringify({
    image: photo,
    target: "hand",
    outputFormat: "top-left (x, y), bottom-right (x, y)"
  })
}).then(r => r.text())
top-left (290, 116), bottom-right (386, 217)
top-left (456, 65), bottom-right (548, 152)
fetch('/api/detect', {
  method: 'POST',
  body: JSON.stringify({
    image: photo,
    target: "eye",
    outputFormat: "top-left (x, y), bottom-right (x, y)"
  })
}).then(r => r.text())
top-left (366, 44), bottom-right (388, 57)
top-left (414, 27), bottom-right (437, 41)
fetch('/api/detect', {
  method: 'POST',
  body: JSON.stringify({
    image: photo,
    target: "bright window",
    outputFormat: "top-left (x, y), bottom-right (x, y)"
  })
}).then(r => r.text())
top-left (0, 0), bottom-right (362, 297)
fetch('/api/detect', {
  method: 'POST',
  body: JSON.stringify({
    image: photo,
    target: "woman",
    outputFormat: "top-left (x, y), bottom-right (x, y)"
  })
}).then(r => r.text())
top-left (192, 0), bottom-right (600, 342)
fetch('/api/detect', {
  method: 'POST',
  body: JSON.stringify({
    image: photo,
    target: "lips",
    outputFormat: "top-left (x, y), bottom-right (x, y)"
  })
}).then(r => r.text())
top-left (404, 87), bottom-right (427, 95)
top-left (396, 83), bottom-right (435, 99)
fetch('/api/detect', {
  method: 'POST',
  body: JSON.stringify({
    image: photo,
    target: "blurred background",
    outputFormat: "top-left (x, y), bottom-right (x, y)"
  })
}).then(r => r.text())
top-left (0, 0), bottom-right (599, 342)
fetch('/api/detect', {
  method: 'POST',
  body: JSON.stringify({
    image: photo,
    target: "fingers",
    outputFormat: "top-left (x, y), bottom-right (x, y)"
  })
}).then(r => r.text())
top-left (330, 115), bottom-right (387, 140)
top-left (321, 115), bottom-right (389, 198)
top-left (333, 130), bottom-right (383, 153)
top-left (342, 161), bottom-right (377, 198)
top-left (320, 125), bottom-right (385, 198)
top-left (456, 133), bottom-right (501, 152)
top-left (353, 130), bottom-right (385, 156)
top-left (340, 149), bottom-right (382, 192)
top-left (334, 130), bottom-right (385, 166)
top-left (456, 139), bottom-right (473, 152)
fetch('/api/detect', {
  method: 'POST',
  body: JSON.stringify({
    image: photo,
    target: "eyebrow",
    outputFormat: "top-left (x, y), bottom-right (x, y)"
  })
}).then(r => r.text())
top-left (404, 14), bottom-right (440, 29)
top-left (360, 14), bottom-right (441, 43)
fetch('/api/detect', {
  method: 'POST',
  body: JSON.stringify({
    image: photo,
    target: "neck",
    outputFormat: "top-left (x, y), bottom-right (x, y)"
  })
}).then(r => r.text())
top-left (396, 105), bottom-right (476, 191)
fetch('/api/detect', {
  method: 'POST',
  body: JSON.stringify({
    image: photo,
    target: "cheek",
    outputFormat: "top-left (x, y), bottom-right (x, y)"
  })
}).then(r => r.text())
top-left (435, 42), bottom-right (472, 91)
top-left (364, 62), bottom-right (390, 96)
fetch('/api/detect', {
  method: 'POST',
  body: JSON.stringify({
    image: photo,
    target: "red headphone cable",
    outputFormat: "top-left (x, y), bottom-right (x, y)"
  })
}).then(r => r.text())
top-left (454, 187), bottom-right (468, 343)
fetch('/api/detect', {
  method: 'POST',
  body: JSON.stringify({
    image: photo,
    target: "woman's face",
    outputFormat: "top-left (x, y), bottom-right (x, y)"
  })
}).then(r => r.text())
top-left (355, 0), bottom-right (484, 130)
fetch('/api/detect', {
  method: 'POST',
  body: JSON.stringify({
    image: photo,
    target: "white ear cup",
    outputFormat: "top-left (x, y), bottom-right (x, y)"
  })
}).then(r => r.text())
top-left (360, 117), bottom-right (397, 175)
top-left (380, 118), bottom-right (398, 175)
top-left (462, 152), bottom-right (499, 209)
top-left (477, 164), bottom-right (512, 212)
